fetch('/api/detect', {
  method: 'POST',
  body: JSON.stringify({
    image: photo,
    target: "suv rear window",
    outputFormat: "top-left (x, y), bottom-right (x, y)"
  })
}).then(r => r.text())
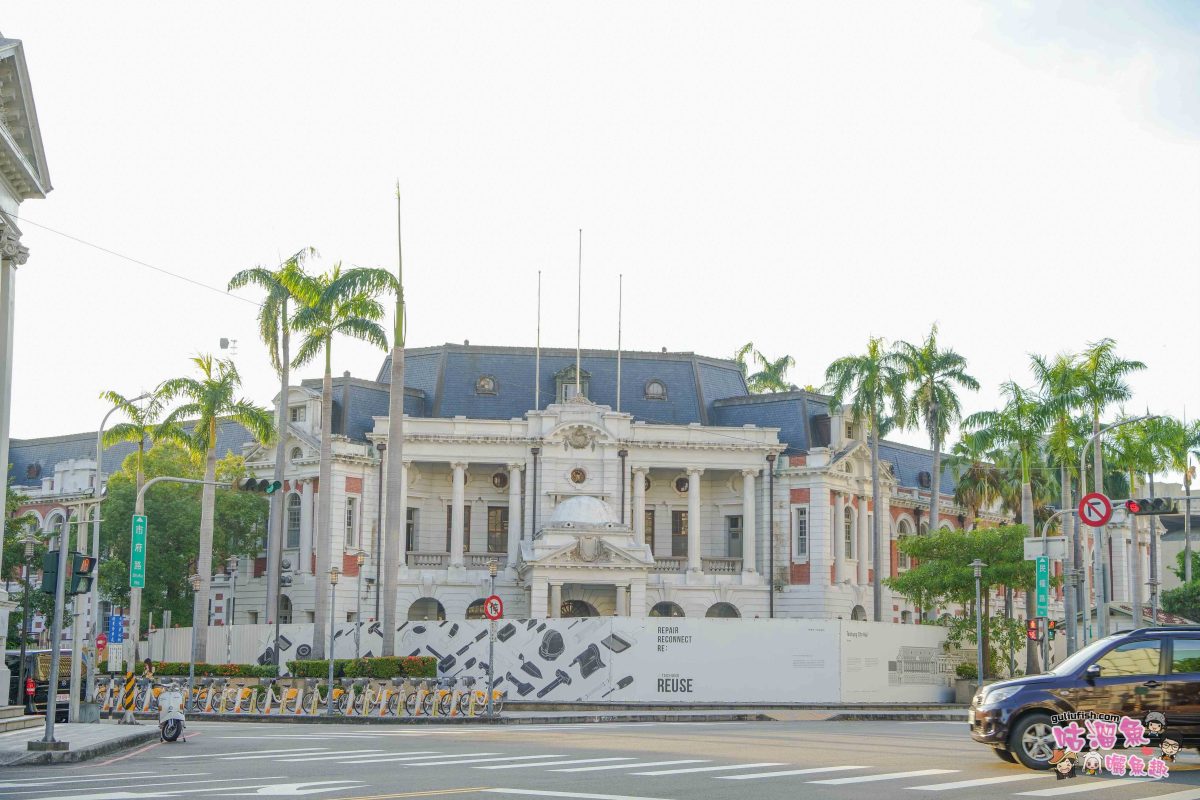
top-left (1096, 640), bottom-right (1161, 676)
top-left (1171, 639), bottom-right (1200, 673)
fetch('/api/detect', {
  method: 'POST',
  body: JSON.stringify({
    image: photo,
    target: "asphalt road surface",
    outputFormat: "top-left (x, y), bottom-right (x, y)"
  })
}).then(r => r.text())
top-left (3, 720), bottom-right (1199, 800)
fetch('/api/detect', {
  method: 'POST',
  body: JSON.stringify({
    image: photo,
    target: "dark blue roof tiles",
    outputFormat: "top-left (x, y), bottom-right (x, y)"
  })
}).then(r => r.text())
top-left (377, 350), bottom-right (442, 392)
top-left (876, 441), bottom-right (958, 494)
top-left (698, 363), bottom-right (751, 415)
top-left (714, 393), bottom-right (811, 453)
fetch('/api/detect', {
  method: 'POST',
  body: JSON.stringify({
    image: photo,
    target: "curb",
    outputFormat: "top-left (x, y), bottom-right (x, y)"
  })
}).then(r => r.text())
top-left (825, 712), bottom-right (969, 722)
top-left (1, 727), bottom-right (160, 766)
top-left (126, 711), bottom-right (771, 725)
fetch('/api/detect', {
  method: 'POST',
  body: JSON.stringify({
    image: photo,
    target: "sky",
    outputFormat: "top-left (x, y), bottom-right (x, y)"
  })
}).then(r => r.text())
top-left (4, 1), bottom-right (1198, 457)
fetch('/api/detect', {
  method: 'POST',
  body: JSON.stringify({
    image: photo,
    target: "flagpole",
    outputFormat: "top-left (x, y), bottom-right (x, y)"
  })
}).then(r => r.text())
top-left (616, 274), bottom-right (622, 413)
top-left (575, 229), bottom-right (582, 399)
top-left (535, 270), bottom-right (542, 411)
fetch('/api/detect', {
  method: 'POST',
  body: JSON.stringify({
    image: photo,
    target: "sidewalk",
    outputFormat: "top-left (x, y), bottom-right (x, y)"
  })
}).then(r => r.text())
top-left (0, 721), bottom-right (160, 766)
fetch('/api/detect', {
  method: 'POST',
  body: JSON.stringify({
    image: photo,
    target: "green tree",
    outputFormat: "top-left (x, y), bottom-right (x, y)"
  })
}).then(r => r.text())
top-left (894, 324), bottom-right (980, 531)
top-left (288, 264), bottom-right (391, 658)
top-left (947, 434), bottom-right (1002, 524)
top-left (1153, 417), bottom-right (1200, 581)
top-left (228, 246), bottom-right (317, 625)
top-left (1162, 582), bottom-right (1200, 625)
top-left (733, 342), bottom-right (755, 379)
top-left (887, 524), bottom-right (1034, 677)
top-left (825, 336), bottom-right (904, 621)
top-left (159, 355), bottom-right (274, 661)
top-left (1076, 339), bottom-right (1145, 494)
top-left (4, 481), bottom-right (51, 646)
top-left (747, 350), bottom-right (796, 393)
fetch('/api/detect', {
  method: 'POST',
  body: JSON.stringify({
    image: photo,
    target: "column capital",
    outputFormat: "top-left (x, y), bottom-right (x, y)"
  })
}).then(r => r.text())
top-left (506, 463), bottom-right (524, 473)
top-left (631, 465), bottom-right (649, 475)
top-left (686, 466), bottom-right (704, 477)
top-left (451, 461), bottom-right (469, 471)
top-left (741, 468), bottom-right (759, 478)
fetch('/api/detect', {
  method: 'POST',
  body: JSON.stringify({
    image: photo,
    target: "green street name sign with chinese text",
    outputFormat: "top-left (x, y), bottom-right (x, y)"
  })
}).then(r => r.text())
top-left (130, 514), bottom-right (148, 588)
top-left (1036, 555), bottom-right (1049, 617)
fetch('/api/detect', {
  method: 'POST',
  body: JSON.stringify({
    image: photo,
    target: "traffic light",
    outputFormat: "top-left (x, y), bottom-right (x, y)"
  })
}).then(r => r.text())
top-left (234, 477), bottom-right (282, 494)
top-left (69, 552), bottom-right (97, 595)
top-left (1026, 619), bottom-right (1039, 641)
top-left (1047, 620), bottom-right (1057, 640)
top-left (1125, 498), bottom-right (1179, 516)
top-left (40, 551), bottom-right (59, 596)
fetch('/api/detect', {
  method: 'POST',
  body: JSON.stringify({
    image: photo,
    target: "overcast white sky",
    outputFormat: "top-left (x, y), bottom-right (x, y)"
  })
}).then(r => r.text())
top-left (5, 2), bottom-right (1198, 454)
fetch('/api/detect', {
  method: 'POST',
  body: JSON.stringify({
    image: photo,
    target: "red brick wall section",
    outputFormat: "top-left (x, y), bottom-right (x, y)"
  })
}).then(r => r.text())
top-left (830, 564), bottom-right (836, 584)
top-left (342, 551), bottom-right (360, 577)
top-left (791, 562), bottom-right (810, 584)
top-left (346, 476), bottom-right (363, 494)
top-left (890, 541), bottom-right (898, 578)
top-left (254, 556), bottom-right (266, 578)
top-left (789, 455), bottom-right (807, 467)
top-left (868, 569), bottom-right (874, 583)
top-left (790, 487), bottom-right (810, 503)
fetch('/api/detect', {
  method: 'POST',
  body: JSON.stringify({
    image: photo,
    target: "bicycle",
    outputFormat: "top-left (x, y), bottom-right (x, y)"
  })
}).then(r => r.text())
top-left (459, 676), bottom-right (506, 716)
top-left (406, 679), bottom-right (433, 716)
top-left (423, 677), bottom-right (457, 717)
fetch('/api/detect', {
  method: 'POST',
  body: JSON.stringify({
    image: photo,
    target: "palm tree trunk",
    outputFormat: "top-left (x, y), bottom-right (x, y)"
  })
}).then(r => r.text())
top-left (1022, 478), bottom-right (1039, 674)
top-left (1092, 412), bottom-right (1108, 637)
top-left (1185, 479), bottom-right (1193, 584)
top-left (266, 300), bottom-right (289, 628)
top-left (929, 406), bottom-right (941, 531)
top-left (381, 342), bottom-right (404, 656)
top-left (870, 415), bottom-right (883, 621)
top-left (312, 355), bottom-right (335, 659)
top-left (193, 444), bottom-right (218, 663)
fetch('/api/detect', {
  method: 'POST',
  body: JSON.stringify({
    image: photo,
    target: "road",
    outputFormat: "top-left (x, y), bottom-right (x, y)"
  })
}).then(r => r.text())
top-left (1, 719), bottom-right (1197, 800)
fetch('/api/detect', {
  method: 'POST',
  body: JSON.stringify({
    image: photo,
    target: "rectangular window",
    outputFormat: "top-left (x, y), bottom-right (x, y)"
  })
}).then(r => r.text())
top-left (290, 406), bottom-right (306, 422)
top-left (726, 515), bottom-right (743, 558)
top-left (645, 510), bottom-right (656, 551)
top-left (345, 497), bottom-right (358, 548)
top-left (1171, 639), bottom-right (1200, 674)
top-left (845, 512), bottom-right (855, 559)
top-left (445, 505), bottom-right (472, 552)
top-left (793, 507), bottom-right (808, 562)
top-left (671, 510), bottom-right (688, 557)
top-left (487, 507), bottom-right (508, 553)
top-left (405, 508), bottom-right (417, 552)
top-left (286, 494), bottom-right (301, 548)
top-left (868, 514), bottom-right (874, 561)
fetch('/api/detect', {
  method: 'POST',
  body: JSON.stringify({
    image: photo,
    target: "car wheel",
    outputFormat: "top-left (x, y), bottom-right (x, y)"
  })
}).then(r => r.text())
top-left (1009, 712), bottom-right (1056, 770)
top-left (993, 748), bottom-right (1017, 763)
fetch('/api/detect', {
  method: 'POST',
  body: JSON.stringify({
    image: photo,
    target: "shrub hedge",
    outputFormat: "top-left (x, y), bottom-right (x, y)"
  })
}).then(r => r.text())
top-left (152, 662), bottom-right (277, 678)
top-left (286, 656), bottom-right (436, 679)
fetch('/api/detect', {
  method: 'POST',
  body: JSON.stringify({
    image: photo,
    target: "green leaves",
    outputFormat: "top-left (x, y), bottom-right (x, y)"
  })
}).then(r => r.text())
top-left (886, 524), bottom-right (1035, 609)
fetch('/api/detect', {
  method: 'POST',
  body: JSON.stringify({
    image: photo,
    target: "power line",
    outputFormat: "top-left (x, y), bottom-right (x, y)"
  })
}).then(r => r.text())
top-left (13, 212), bottom-right (265, 307)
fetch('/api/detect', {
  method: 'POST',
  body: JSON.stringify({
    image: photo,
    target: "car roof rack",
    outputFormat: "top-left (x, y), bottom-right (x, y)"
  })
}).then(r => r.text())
top-left (1128, 625), bottom-right (1200, 634)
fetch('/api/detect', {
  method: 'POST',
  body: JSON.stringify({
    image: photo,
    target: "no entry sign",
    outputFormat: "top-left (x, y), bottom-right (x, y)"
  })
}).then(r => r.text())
top-left (483, 594), bottom-right (504, 621)
top-left (1078, 492), bottom-right (1113, 528)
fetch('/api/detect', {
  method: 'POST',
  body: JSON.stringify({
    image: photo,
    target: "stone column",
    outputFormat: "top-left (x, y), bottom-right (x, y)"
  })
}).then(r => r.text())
top-left (506, 464), bottom-right (522, 567)
top-left (615, 586), bottom-right (628, 616)
top-left (629, 580), bottom-right (646, 618)
top-left (632, 467), bottom-right (647, 544)
top-left (687, 468), bottom-right (703, 572)
top-left (531, 576), bottom-right (549, 618)
top-left (450, 462), bottom-right (467, 567)
top-left (0, 235), bottom-right (27, 592)
top-left (300, 480), bottom-right (315, 574)
top-left (833, 491), bottom-right (845, 583)
top-left (550, 583), bottom-right (562, 618)
top-left (857, 496), bottom-right (869, 585)
top-left (741, 469), bottom-right (757, 573)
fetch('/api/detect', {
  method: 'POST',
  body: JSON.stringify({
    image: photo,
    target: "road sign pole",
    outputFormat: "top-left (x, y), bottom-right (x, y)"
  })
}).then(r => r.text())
top-left (487, 569), bottom-right (496, 719)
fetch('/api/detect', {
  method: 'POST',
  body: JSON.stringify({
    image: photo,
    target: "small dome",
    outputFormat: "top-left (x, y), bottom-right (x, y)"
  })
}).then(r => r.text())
top-left (550, 495), bottom-right (618, 526)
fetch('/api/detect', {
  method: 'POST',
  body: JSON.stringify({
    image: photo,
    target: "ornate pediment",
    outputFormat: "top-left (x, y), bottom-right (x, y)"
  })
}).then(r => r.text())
top-left (524, 535), bottom-right (653, 571)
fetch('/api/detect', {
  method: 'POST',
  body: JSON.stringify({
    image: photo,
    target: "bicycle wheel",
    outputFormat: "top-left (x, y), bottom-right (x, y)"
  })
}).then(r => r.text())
top-left (387, 694), bottom-right (401, 715)
top-left (420, 693), bottom-right (434, 716)
top-left (457, 695), bottom-right (470, 716)
top-left (439, 693), bottom-right (453, 716)
top-left (405, 694), bottom-right (418, 716)
top-left (493, 695), bottom-right (504, 715)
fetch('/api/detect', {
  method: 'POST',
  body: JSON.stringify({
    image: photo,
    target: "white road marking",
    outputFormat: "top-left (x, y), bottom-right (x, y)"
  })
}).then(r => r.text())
top-left (404, 754), bottom-right (568, 766)
top-left (485, 791), bottom-right (675, 800)
top-left (718, 765), bottom-right (868, 781)
top-left (633, 762), bottom-right (784, 776)
top-left (811, 769), bottom-right (958, 785)
top-left (25, 778), bottom-right (290, 800)
top-left (1120, 790), bottom-right (1200, 800)
top-left (276, 749), bottom-right (386, 761)
top-left (2, 776), bottom-right (226, 796)
top-left (161, 747), bottom-right (326, 760)
top-left (208, 750), bottom-right (336, 761)
top-left (1017, 779), bottom-right (1155, 797)
top-left (337, 751), bottom-right (497, 764)
top-left (222, 779), bottom-right (365, 795)
top-left (909, 774), bottom-right (1045, 790)
top-left (0, 773), bottom-right (161, 789)
top-left (478, 757), bottom-right (637, 770)
top-left (552, 760), bottom-right (709, 772)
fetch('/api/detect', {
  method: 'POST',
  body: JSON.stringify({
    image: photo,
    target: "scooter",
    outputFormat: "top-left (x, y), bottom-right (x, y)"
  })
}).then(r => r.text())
top-left (158, 681), bottom-right (187, 742)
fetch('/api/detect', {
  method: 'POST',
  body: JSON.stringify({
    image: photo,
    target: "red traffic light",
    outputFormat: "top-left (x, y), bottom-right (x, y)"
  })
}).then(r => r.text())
top-left (1125, 500), bottom-right (1141, 514)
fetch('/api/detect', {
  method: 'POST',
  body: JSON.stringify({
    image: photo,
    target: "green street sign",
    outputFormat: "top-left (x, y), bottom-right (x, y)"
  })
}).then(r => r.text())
top-left (1036, 555), bottom-right (1049, 618)
top-left (130, 514), bottom-right (148, 589)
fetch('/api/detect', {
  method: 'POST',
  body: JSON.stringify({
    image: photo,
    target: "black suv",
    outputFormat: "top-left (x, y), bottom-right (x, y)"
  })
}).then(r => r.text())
top-left (4, 649), bottom-right (79, 722)
top-left (970, 626), bottom-right (1200, 769)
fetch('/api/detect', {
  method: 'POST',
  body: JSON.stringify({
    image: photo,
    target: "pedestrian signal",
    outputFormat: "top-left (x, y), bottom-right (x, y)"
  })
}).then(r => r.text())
top-left (1047, 620), bottom-right (1057, 640)
top-left (69, 552), bottom-right (97, 595)
top-left (1026, 619), bottom-right (1039, 641)
top-left (40, 551), bottom-right (59, 596)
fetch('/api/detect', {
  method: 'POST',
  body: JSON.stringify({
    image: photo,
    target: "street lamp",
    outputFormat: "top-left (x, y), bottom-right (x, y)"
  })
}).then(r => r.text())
top-left (354, 551), bottom-right (367, 659)
top-left (971, 559), bottom-right (987, 687)
top-left (487, 559), bottom-right (498, 719)
top-left (16, 528), bottom-right (39, 711)
top-left (326, 566), bottom-right (340, 715)
top-left (226, 555), bottom-right (239, 625)
top-left (187, 573), bottom-right (202, 708)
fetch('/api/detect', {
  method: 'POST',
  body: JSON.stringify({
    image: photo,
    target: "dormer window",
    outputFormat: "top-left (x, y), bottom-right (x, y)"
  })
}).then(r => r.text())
top-left (555, 365), bottom-right (590, 403)
top-left (290, 406), bottom-right (306, 423)
top-left (476, 375), bottom-right (498, 395)
top-left (644, 379), bottom-right (667, 400)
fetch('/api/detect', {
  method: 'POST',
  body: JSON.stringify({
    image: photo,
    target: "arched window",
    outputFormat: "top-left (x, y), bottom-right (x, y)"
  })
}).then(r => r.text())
top-left (844, 507), bottom-right (855, 559)
top-left (919, 521), bottom-right (929, 537)
top-left (649, 601), bottom-right (685, 618)
top-left (466, 599), bottom-right (488, 620)
top-left (408, 597), bottom-right (446, 621)
top-left (290, 447), bottom-right (304, 465)
top-left (896, 519), bottom-right (912, 571)
top-left (286, 494), bottom-right (302, 548)
top-left (705, 602), bottom-right (740, 618)
top-left (476, 375), bottom-right (498, 395)
top-left (278, 595), bottom-right (293, 625)
top-left (850, 605), bottom-right (867, 621)
top-left (644, 379), bottom-right (667, 400)
top-left (560, 600), bottom-right (599, 618)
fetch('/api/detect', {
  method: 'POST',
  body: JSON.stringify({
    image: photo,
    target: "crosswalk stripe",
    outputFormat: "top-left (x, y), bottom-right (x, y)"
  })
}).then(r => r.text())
top-left (277, 749), bottom-right (387, 762)
top-left (633, 762), bottom-right (784, 776)
top-left (1121, 790), bottom-right (1200, 800)
top-left (161, 747), bottom-right (326, 759)
top-left (485, 790), bottom-right (676, 800)
top-left (1, 775), bottom-right (215, 795)
top-left (1017, 779), bottom-right (1157, 797)
top-left (478, 758), bottom-right (637, 770)
top-left (406, 755), bottom-right (568, 767)
top-left (211, 749), bottom-right (334, 761)
top-left (20, 776), bottom-right (288, 800)
top-left (552, 760), bottom-right (709, 773)
top-left (0, 772), bottom-right (163, 789)
top-left (909, 774), bottom-right (1045, 791)
top-left (338, 752), bottom-right (495, 765)
top-left (810, 769), bottom-right (958, 785)
top-left (718, 766), bottom-right (868, 781)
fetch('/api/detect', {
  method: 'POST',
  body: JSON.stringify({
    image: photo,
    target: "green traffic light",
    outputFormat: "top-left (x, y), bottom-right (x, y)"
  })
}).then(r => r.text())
top-left (265, 480), bottom-right (282, 494)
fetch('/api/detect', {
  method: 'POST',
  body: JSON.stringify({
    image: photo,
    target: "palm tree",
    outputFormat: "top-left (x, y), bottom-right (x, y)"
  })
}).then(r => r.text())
top-left (289, 264), bottom-right (391, 658)
top-left (733, 342), bottom-right (755, 379)
top-left (1150, 417), bottom-right (1200, 582)
top-left (159, 355), bottom-right (274, 662)
top-left (381, 188), bottom-right (406, 657)
top-left (747, 350), bottom-right (795, 393)
top-left (894, 325), bottom-right (979, 531)
top-left (1106, 415), bottom-right (1156, 624)
top-left (824, 336), bottom-right (904, 621)
top-left (948, 434), bottom-right (1002, 524)
top-left (228, 247), bottom-right (317, 630)
top-left (965, 381), bottom-right (1049, 674)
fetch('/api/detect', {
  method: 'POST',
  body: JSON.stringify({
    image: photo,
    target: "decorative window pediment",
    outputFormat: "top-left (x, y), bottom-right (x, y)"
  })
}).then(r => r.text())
top-left (555, 365), bottom-right (591, 403)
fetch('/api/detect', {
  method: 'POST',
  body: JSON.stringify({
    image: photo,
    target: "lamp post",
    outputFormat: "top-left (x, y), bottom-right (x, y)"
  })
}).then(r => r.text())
top-left (326, 566), bottom-right (340, 715)
top-left (16, 528), bottom-right (39, 711)
top-left (971, 559), bottom-right (987, 687)
top-left (487, 559), bottom-right (498, 719)
top-left (1079, 413), bottom-right (1157, 645)
top-left (354, 551), bottom-right (366, 659)
top-left (374, 442), bottom-right (385, 623)
top-left (187, 573), bottom-right (201, 709)
top-left (766, 453), bottom-right (776, 618)
top-left (226, 555), bottom-right (239, 625)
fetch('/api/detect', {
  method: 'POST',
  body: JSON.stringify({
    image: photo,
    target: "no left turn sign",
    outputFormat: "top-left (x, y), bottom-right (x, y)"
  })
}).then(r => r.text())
top-left (483, 594), bottom-right (504, 621)
top-left (1078, 492), bottom-right (1113, 528)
